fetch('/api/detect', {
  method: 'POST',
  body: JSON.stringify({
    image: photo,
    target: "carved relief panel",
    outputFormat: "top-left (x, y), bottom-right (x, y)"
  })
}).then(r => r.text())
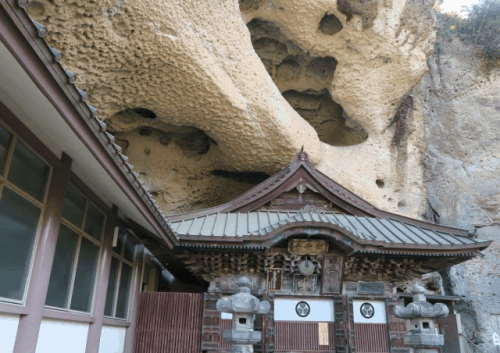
top-left (321, 256), bottom-right (344, 295)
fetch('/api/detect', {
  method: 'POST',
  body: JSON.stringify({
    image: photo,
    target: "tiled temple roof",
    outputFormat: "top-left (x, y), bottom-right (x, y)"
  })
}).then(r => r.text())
top-left (171, 211), bottom-right (482, 247)
top-left (169, 151), bottom-right (491, 255)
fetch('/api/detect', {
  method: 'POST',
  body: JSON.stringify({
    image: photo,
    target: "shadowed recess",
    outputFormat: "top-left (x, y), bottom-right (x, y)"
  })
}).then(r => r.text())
top-left (211, 170), bottom-right (270, 184)
top-left (132, 107), bottom-right (156, 119)
top-left (245, 18), bottom-right (367, 146)
top-left (282, 90), bottom-right (368, 146)
top-left (319, 13), bottom-right (343, 35)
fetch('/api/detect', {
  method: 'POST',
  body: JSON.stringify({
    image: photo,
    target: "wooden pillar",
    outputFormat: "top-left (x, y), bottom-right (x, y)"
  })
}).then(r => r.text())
top-left (13, 153), bottom-right (72, 353)
top-left (333, 296), bottom-right (348, 353)
top-left (85, 205), bottom-right (119, 353)
top-left (123, 244), bottom-right (145, 353)
top-left (386, 296), bottom-right (407, 353)
top-left (200, 292), bottom-right (222, 353)
top-left (263, 292), bottom-right (275, 353)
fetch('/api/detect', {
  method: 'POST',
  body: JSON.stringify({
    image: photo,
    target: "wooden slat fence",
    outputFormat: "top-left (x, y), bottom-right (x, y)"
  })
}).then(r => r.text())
top-left (134, 292), bottom-right (203, 353)
top-left (275, 321), bottom-right (335, 352)
top-left (354, 323), bottom-right (390, 353)
top-left (219, 319), bottom-right (232, 351)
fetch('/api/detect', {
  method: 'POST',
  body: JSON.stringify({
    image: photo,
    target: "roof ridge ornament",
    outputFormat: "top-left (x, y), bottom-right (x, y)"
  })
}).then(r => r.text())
top-left (290, 149), bottom-right (315, 168)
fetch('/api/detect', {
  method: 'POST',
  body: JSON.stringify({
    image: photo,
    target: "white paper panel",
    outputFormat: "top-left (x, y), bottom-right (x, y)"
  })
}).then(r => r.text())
top-left (274, 298), bottom-right (334, 322)
top-left (353, 300), bottom-right (387, 323)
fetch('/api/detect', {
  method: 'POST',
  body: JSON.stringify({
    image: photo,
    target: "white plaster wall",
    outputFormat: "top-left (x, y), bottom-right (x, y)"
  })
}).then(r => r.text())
top-left (36, 318), bottom-right (89, 353)
top-left (353, 300), bottom-right (387, 324)
top-left (98, 325), bottom-right (126, 353)
top-left (274, 298), bottom-right (334, 322)
top-left (0, 313), bottom-right (20, 353)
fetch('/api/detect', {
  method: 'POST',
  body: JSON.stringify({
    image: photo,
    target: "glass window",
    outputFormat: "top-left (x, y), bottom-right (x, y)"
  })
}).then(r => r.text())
top-left (0, 123), bottom-right (12, 174)
top-left (0, 121), bottom-right (52, 304)
top-left (84, 203), bottom-right (105, 241)
top-left (115, 263), bottom-right (133, 319)
top-left (45, 225), bottom-right (78, 308)
top-left (104, 257), bottom-right (120, 317)
top-left (46, 184), bottom-right (106, 313)
top-left (0, 187), bottom-right (41, 301)
top-left (7, 140), bottom-right (49, 201)
top-left (105, 229), bottom-right (136, 319)
top-left (123, 237), bottom-right (136, 263)
top-left (61, 185), bottom-right (86, 228)
top-left (70, 237), bottom-right (100, 312)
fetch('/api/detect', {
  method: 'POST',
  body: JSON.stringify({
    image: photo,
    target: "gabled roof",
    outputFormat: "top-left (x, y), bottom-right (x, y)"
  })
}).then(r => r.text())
top-left (169, 151), bottom-right (491, 255)
top-left (169, 150), bottom-right (377, 219)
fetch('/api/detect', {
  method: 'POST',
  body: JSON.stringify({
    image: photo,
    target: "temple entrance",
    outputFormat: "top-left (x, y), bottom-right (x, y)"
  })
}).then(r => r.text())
top-left (274, 298), bottom-right (336, 352)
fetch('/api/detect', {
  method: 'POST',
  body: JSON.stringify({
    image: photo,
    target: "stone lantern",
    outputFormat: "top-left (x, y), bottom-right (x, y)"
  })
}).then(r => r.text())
top-left (216, 277), bottom-right (271, 353)
top-left (394, 283), bottom-right (450, 353)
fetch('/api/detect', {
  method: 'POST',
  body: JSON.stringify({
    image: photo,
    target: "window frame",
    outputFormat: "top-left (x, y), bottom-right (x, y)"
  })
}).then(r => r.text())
top-left (44, 183), bottom-right (106, 315)
top-left (104, 228), bottom-right (137, 320)
top-left (0, 121), bottom-right (53, 305)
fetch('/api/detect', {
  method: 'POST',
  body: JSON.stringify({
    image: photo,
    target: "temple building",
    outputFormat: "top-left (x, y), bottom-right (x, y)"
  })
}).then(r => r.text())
top-left (150, 150), bottom-right (490, 353)
top-left (0, 0), bottom-right (492, 353)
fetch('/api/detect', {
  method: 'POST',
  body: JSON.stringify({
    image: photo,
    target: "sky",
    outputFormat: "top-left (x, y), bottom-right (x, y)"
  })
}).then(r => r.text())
top-left (440, 0), bottom-right (481, 14)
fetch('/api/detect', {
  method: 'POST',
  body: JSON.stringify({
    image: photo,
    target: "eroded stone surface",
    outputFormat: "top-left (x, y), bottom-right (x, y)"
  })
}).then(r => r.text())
top-left (26, 0), bottom-right (437, 216)
top-left (417, 38), bottom-right (500, 350)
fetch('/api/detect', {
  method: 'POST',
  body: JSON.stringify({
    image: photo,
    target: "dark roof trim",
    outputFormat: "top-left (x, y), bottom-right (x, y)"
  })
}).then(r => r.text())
top-left (176, 244), bottom-right (266, 250)
top-left (0, 0), bottom-right (176, 247)
top-left (397, 293), bottom-right (460, 302)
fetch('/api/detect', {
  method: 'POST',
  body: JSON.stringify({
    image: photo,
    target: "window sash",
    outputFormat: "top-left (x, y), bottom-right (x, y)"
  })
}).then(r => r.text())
top-left (69, 236), bottom-right (100, 312)
top-left (0, 137), bottom-right (51, 209)
top-left (7, 140), bottom-right (50, 201)
top-left (61, 184), bottom-right (86, 228)
top-left (0, 132), bottom-right (52, 206)
top-left (0, 121), bottom-right (52, 305)
top-left (0, 185), bottom-right (43, 304)
top-left (105, 230), bottom-right (136, 319)
top-left (44, 218), bottom-right (103, 313)
top-left (45, 184), bottom-right (105, 314)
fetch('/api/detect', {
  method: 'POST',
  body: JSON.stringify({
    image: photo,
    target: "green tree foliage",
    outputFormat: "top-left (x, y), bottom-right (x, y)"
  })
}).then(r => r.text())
top-left (436, 0), bottom-right (500, 59)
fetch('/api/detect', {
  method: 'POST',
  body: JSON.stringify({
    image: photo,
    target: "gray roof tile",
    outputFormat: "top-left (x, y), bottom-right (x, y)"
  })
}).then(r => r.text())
top-left (171, 211), bottom-right (485, 249)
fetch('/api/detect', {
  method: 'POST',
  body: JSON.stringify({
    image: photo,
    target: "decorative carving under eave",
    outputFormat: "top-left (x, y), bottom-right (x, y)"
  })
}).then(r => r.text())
top-left (344, 255), bottom-right (468, 282)
top-left (293, 274), bottom-right (317, 293)
top-left (174, 248), bottom-right (470, 283)
top-left (345, 256), bottom-right (429, 282)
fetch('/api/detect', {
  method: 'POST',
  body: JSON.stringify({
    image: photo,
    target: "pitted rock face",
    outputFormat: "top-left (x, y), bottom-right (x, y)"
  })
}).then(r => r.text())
top-left (27, 0), bottom-right (438, 217)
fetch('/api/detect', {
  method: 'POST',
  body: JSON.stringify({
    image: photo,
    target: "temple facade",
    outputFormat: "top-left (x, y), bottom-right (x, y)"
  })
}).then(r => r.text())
top-left (156, 151), bottom-right (491, 353)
